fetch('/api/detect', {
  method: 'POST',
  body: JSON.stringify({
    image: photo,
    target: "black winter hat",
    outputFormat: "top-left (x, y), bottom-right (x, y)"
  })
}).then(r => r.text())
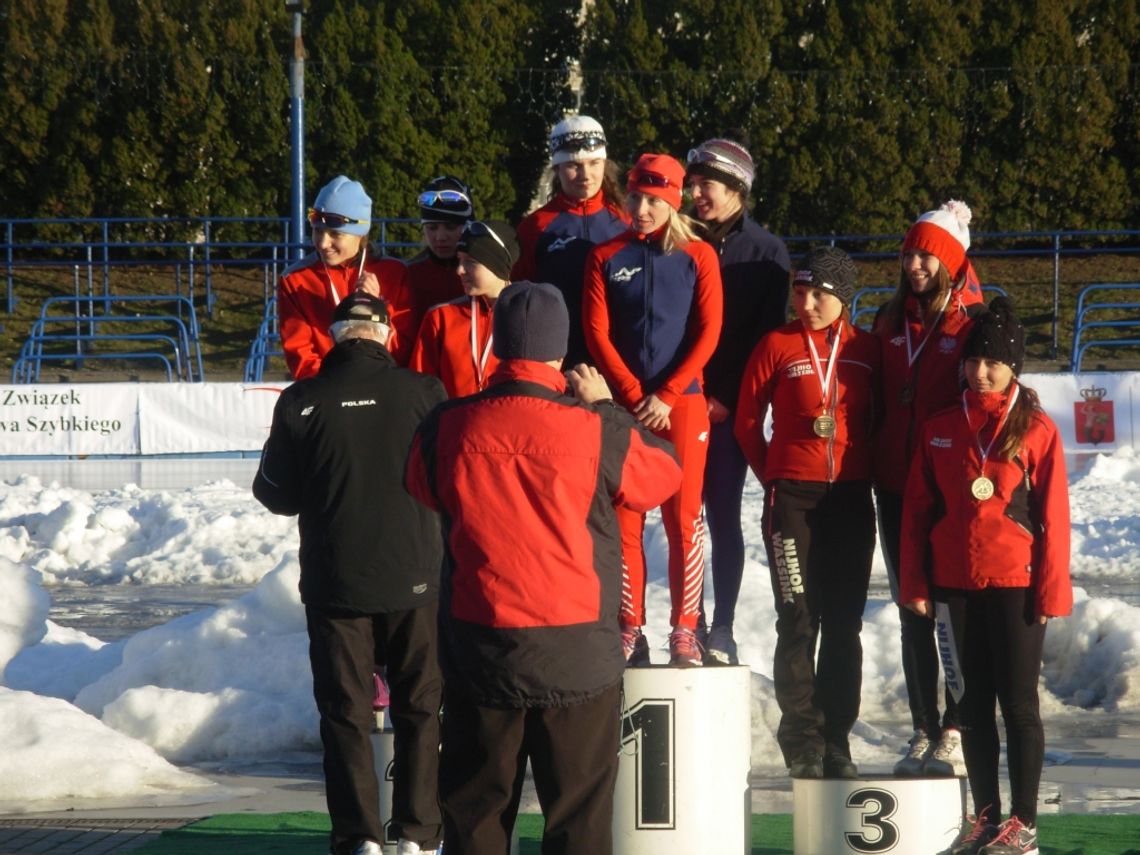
top-left (458, 220), bottom-right (519, 282)
top-left (418, 175), bottom-right (474, 225)
top-left (333, 289), bottom-right (389, 325)
top-left (493, 281), bottom-right (569, 362)
top-left (963, 296), bottom-right (1025, 375)
top-left (793, 245), bottom-right (858, 306)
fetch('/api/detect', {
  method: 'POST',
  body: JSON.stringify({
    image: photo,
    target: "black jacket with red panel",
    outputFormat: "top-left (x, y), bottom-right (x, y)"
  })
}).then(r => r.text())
top-left (404, 360), bottom-right (682, 708)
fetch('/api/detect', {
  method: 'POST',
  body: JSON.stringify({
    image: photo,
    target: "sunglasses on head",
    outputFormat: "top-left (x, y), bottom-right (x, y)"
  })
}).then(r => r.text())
top-left (686, 147), bottom-right (740, 169)
top-left (633, 171), bottom-right (673, 189)
top-left (308, 208), bottom-right (366, 229)
top-left (418, 189), bottom-right (472, 208)
top-left (464, 221), bottom-right (507, 251)
top-left (550, 132), bottom-right (607, 153)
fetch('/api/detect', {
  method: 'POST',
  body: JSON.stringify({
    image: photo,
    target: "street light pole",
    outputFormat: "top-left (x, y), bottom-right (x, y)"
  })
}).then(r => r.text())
top-left (286, 1), bottom-right (306, 261)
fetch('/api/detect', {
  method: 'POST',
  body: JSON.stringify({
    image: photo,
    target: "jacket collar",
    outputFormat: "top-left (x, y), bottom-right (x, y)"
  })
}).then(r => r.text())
top-left (321, 337), bottom-right (394, 371)
top-left (488, 359), bottom-right (566, 392)
top-left (554, 191), bottom-right (609, 216)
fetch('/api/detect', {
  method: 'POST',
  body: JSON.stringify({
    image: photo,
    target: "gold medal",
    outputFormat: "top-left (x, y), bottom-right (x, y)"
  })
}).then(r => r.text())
top-left (970, 476), bottom-right (995, 501)
top-left (813, 415), bottom-right (836, 438)
top-left (899, 385), bottom-right (915, 405)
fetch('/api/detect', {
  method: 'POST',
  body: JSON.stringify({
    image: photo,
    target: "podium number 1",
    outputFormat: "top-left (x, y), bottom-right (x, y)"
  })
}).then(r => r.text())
top-left (844, 788), bottom-right (900, 853)
top-left (620, 698), bottom-right (675, 829)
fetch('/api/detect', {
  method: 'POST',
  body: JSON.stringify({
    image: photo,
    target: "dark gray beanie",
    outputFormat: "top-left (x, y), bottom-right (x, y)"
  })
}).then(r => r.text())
top-left (458, 220), bottom-right (519, 281)
top-left (793, 245), bottom-right (858, 305)
top-left (963, 296), bottom-right (1025, 375)
top-left (492, 281), bottom-right (569, 362)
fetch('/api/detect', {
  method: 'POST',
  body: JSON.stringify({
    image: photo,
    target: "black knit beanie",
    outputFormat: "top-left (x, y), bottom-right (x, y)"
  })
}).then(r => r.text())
top-left (793, 246), bottom-right (858, 306)
top-left (419, 175), bottom-right (473, 225)
top-left (457, 220), bottom-right (519, 281)
top-left (963, 296), bottom-right (1025, 375)
top-left (492, 281), bottom-right (569, 362)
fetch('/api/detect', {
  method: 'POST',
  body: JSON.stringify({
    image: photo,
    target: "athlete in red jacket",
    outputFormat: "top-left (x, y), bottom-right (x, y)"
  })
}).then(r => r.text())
top-left (734, 246), bottom-right (879, 780)
top-left (873, 200), bottom-right (986, 777)
top-left (583, 153), bottom-right (723, 667)
top-left (279, 176), bottom-right (416, 379)
top-left (899, 298), bottom-right (1071, 855)
top-left (409, 221), bottom-right (517, 398)
top-left (404, 175), bottom-right (471, 322)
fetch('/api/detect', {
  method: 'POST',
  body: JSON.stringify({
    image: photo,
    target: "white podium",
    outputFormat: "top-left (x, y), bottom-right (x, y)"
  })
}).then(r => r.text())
top-left (370, 730), bottom-right (400, 854)
top-left (613, 666), bottom-right (752, 854)
top-left (792, 776), bottom-right (966, 855)
top-left (371, 729), bottom-right (518, 855)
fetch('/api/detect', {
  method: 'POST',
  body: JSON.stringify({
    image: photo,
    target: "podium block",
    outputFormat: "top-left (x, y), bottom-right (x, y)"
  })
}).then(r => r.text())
top-left (371, 730), bottom-right (519, 855)
top-left (793, 776), bottom-right (966, 855)
top-left (370, 730), bottom-right (400, 854)
top-left (613, 666), bottom-right (752, 854)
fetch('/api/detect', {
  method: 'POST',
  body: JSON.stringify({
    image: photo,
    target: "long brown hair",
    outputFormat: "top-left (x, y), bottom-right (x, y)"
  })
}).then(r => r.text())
top-left (996, 381), bottom-right (1043, 460)
top-left (544, 159), bottom-right (626, 207)
top-left (874, 263), bottom-right (955, 334)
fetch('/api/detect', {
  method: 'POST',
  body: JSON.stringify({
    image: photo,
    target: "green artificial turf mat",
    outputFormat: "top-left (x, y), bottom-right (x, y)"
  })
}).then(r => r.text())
top-left (135, 811), bottom-right (1140, 854)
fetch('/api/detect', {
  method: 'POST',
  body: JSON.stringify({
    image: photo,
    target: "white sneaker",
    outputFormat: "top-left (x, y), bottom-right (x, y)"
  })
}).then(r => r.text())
top-left (397, 840), bottom-right (440, 855)
top-left (351, 842), bottom-right (383, 855)
top-left (894, 729), bottom-right (934, 776)
top-left (925, 727), bottom-right (967, 776)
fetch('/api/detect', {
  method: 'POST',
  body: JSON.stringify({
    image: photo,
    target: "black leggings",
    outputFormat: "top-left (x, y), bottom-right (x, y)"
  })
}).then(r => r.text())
top-left (937, 587), bottom-right (1046, 825)
top-left (876, 489), bottom-right (960, 735)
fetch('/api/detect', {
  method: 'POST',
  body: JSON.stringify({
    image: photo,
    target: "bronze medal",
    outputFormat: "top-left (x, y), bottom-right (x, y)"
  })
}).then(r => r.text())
top-left (970, 476), bottom-right (995, 501)
top-left (899, 385), bottom-right (915, 405)
top-left (813, 414), bottom-right (836, 438)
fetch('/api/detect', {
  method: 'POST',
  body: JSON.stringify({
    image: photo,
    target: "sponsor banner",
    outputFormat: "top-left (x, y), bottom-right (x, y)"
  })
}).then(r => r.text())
top-left (0, 384), bottom-right (139, 455)
top-left (139, 383), bottom-right (286, 454)
top-left (0, 373), bottom-right (1138, 458)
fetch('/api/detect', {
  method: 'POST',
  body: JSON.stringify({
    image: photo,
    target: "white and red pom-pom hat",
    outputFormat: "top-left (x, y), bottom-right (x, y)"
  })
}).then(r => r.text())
top-left (901, 199), bottom-right (972, 280)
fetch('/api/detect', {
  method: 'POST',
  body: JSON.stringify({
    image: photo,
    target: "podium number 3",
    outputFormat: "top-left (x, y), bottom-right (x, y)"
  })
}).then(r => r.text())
top-left (844, 788), bottom-right (900, 853)
top-left (620, 698), bottom-right (675, 829)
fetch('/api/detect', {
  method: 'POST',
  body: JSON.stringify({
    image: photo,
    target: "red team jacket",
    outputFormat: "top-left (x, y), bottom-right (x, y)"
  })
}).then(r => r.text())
top-left (899, 391), bottom-right (1073, 618)
top-left (278, 254), bottom-right (416, 379)
top-left (409, 296), bottom-right (498, 399)
top-left (875, 272), bottom-right (985, 493)
top-left (405, 249), bottom-right (464, 321)
top-left (734, 318), bottom-right (881, 484)
top-left (404, 360), bottom-right (682, 707)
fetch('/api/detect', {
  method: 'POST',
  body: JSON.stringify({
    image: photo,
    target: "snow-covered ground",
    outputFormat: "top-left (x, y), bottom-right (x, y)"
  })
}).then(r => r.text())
top-left (0, 450), bottom-right (1138, 813)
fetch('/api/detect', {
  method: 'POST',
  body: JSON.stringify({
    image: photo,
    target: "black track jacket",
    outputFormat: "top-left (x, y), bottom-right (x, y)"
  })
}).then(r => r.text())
top-left (253, 338), bottom-right (447, 613)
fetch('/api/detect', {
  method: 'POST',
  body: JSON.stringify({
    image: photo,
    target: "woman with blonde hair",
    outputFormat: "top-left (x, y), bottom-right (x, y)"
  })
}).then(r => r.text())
top-left (583, 153), bottom-right (723, 666)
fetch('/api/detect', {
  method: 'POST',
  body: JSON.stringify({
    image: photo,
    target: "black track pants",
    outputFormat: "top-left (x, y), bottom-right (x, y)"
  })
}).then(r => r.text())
top-left (761, 478), bottom-right (875, 764)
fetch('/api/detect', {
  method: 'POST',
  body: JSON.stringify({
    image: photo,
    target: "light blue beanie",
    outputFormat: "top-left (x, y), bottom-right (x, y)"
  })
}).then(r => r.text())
top-left (311, 175), bottom-right (372, 236)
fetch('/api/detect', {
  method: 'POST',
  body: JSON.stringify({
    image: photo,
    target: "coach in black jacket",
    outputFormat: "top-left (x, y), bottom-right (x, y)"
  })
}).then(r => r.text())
top-left (254, 290), bottom-right (447, 855)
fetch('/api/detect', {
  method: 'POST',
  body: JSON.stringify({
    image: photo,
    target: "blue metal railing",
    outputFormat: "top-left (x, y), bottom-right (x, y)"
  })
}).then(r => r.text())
top-left (1071, 283), bottom-right (1140, 372)
top-left (1, 215), bottom-right (420, 316)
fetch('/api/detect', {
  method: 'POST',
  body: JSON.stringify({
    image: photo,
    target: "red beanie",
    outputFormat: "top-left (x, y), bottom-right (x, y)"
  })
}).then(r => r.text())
top-left (627, 153), bottom-right (685, 211)
top-left (901, 200), bottom-right (972, 281)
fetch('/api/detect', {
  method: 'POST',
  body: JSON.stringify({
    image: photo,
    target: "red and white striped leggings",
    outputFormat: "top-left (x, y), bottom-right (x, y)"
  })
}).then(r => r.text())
top-left (618, 393), bottom-right (709, 630)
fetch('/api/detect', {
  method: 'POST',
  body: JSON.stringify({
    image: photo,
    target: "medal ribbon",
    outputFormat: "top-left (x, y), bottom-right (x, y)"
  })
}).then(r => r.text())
top-left (470, 297), bottom-right (494, 388)
top-left (805, 321), bottom-right (843, 415)
top-left (961, 384), bottom-right (1020, 477)
top-left (904, 290), bottom-right (952, 367)
top-left (324, 246), bottom-right (368, 307)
